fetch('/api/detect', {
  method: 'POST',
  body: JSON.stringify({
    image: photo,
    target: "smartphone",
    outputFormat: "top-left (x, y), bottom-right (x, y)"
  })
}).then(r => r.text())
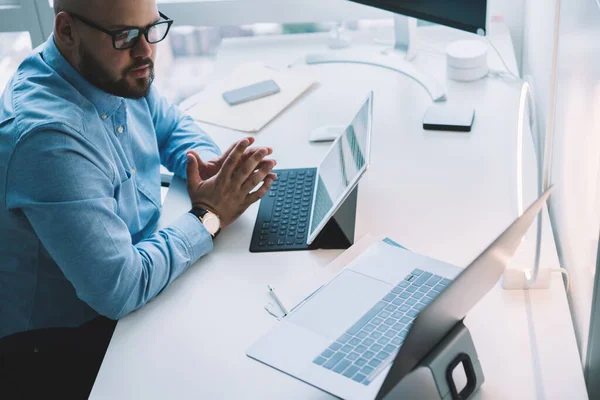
top-left (222, 80), bottom-right (281, 106)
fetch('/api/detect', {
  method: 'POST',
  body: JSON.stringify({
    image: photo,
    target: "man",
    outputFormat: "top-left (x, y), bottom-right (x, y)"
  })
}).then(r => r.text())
top-left (0, 0), bottom-right (276, 397)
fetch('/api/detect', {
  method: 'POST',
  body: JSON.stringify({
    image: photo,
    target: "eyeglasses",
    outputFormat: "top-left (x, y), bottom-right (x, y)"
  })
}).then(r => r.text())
top-left (71, 12), bottom-right (173, 50)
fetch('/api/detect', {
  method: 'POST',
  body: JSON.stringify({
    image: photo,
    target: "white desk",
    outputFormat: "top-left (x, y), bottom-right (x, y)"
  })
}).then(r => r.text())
top-left (90, 23), bottom-right (587, 399)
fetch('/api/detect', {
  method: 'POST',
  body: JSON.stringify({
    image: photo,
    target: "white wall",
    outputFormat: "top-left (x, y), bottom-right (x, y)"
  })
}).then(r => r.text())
top-left (523, 0), bottom-right (600, 369)
top-left (489, 0), bottom-right (525, 73)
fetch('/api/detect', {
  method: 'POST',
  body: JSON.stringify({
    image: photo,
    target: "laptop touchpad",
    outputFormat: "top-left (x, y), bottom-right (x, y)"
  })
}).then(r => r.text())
top-left (287, 270), bottom-right (392, 339)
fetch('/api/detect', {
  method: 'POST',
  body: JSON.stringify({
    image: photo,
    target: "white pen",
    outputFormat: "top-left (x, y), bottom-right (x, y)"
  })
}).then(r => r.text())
top-left (267, 284), bottom-right (289, 316)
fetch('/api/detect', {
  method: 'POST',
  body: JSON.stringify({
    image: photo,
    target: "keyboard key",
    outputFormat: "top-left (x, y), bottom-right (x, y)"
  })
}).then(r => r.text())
top-left (397, 281), bottom-right (409, 288)
top-left (418, 285), bottom-right (430, 293)
top-left (392, 323), bottom-right (405, 332)
top-left (405, 298), bottom-right (417, 306)
top-left (363, 351), bottom-right (375, 359)
top-left (391, 337), bottom-right (403, 346)
top-left (368, 358), bottom-right (382, 368)
top-left (362, 338), bottom-right (375, 347)
top-left (361, 365), bottom-right (374, 375)
top-left (385, 305), bottom-right (397, 312)
top-left (413, 302), bottom-right (427, 311)
top-left (383, 344), bottom-right (396, 354)
top-left (363, 324), bottom-right (376, 333)
top-left (343, 365), bottom-right (360, 378)
top-left (413, 269), bottom-right (424, 275)
top-left (391, 287), bottom-right (403, 295)
top-left (384, 318), bottom-right (396, 326)
top-left (391, 311), bottom-right (404, 319)
top-left (406, 310), bottom-right (419, 318)
top-left (411, 292), bottom-right (425, 299)
top-left (338, 334), bottom-right (352, 344)
top-left (333, 359), bottom-right (351, 373)
top-left (375, 324), bottom-right (388, 333)
top-left (355, 358), bottom-right (368, 367)
top-left (355, 345), bottom-right (367, 354)
top-left (321, 349), bottom-right (334, 358)
top-left (400, 316), bottom-right (412, 324)
top-left (399, 304), bottom-right (411, 312)
top-left (414, 272), bottom-right (433, 286)
top-left (426, 276), bottom-right (442, 286)
top-left (391, 298), bottom-right (405, 306)
top-left (441, 278), bottom-right (452, 286)
top-left (353, 373), bottom-right (367, 383)
top-left (314, 356), bottom-right (327, 365)
top-left (370, 331), bottom-right (382, 339)
top-left (384, 329), bottom-right (397, 339)
top-left (258, 242), bottom-right (266, 247)
top-left (349, 337), bottom-right (361, 346)
top-left (356, 331), bottom-right (368, 340)
top-left (347, 301), bottom-right (387, 335)
top-left (378, 311), bottom-right (391, 319)
top-left (347, 352), bottom-right (360, 361)
top-left (330, 343), bottom-right (342, 351)
top-left (370, 343), bottom-right (383, 353)
top-left (341, 344), bottom-right (353, 353)
top-left (383, 293), bottom-right (396, 302)
top-left (405, 286), bottom-right (417, 293)
top-left (323, 352), bottom-right (344, 369)
top-left (295, 239), bottom-right (305, 244)
top-left (376, 351), bottom-right (390, 360)
top-left (399, 292), bottom-right (411, 299)
top-left (398, 329), bottom-right (409, 338)
top-left (377, 336), bottom-right (391, 345)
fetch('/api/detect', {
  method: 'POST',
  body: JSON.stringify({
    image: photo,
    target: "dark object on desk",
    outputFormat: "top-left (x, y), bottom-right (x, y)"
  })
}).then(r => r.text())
top-left (423, 105), bottom-right (475, 132)
top-left (249, 168), bottom-right (357, 252)
top-left (222, 79), bottom-right (280, 106)
top-left (0, 316), bottom-right (116, 399)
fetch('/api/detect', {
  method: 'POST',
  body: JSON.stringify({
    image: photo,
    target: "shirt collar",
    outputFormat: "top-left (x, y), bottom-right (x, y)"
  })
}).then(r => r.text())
top-left (41, 34), bottom-right (123, 118)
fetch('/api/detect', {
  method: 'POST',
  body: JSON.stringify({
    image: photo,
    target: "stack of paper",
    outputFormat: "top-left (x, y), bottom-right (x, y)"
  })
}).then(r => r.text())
top-left (183, 62), bottom-right (316, 133)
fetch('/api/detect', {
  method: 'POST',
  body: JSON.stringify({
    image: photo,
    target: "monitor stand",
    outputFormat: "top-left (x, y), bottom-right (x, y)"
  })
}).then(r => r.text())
top-left (305, 14), bottom-right (447, 102)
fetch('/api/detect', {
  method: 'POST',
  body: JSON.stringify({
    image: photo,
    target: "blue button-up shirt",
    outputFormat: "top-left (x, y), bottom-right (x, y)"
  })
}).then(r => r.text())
top-left (0, 36), bottom-right (221, 339)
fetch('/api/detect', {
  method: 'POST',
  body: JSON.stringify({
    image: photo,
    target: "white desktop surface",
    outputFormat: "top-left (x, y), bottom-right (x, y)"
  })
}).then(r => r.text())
top-left (90, 24), bottom-right (587, 399)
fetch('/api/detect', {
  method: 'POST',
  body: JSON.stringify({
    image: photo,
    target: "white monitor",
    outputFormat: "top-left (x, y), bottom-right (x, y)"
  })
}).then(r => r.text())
top-left (307, 91), bottom-right (373, 245)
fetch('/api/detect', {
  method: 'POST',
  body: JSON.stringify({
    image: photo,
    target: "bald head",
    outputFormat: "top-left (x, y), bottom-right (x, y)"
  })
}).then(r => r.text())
top-left (54, 0), bottom-right (83, 15)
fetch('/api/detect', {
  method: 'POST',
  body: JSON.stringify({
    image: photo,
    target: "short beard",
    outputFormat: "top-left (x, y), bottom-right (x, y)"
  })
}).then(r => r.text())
top-left (78, 43), bottom-right (154, 99)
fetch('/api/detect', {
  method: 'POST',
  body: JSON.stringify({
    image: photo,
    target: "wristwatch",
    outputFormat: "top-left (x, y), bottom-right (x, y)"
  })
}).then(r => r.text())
top-left (189, 207), bottom-right (221, 238)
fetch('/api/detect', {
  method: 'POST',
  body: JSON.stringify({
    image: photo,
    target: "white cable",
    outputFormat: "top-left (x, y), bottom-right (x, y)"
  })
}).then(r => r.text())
top-left (486, 36), bottom-right (520, 81)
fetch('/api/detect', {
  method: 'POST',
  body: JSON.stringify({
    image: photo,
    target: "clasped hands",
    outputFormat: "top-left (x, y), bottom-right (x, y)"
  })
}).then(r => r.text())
top-left (185, 137), bottom-right (276, 228)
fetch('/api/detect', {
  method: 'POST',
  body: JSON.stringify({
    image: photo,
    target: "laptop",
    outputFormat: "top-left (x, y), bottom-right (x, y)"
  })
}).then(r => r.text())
top-left (249, 91), bottom-right (373, 252)
top-left (247, 187), bottom-right (553, 400)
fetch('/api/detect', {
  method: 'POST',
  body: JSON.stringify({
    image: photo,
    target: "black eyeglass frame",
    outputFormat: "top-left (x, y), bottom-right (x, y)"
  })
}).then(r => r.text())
top-left (70, 11), bottom-right (174, 50)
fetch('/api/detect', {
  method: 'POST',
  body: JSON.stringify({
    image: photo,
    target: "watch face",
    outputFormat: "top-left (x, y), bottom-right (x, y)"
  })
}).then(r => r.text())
top-left (203, 213), bottom-right (221, 235)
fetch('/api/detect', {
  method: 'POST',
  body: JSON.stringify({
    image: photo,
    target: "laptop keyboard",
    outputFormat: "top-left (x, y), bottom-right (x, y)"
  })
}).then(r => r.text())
top-left (312, 268), bottom-right (451, 385)
top-left (252, 168), bottom-right (315, 250)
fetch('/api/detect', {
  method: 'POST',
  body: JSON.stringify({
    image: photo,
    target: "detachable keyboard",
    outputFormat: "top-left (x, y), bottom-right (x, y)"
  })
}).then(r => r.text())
top-left (249, 168), bottom-right (316, 252)
top-left (312, 268), bottom-right (452, 385)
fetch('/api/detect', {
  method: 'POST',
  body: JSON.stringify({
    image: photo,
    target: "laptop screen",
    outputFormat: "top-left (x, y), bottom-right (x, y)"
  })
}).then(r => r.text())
top-left (308, 93), bottom-right (372, 244)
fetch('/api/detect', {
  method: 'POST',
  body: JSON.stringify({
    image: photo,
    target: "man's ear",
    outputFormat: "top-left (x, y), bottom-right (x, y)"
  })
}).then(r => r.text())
top-left (54, 12), bottom-right (78, 49)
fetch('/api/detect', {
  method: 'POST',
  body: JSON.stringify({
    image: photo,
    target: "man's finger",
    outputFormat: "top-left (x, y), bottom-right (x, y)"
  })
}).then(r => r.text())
top-left (220, 138), bottom-right (251, 179)
top-left (245, 176), bottom-right (274, 206)
top-left (241, 159), bottom-right (276, 193)
top-left (232, 147), bottom-right (269, 187)
top-left (185, 152), bottom-right (202, 190)
top-left (241, 146), bottom-right (272, 163)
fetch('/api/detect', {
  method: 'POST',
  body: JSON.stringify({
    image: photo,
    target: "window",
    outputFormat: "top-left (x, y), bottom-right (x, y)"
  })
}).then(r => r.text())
top-left (0, 31), bottom-right (32, 94)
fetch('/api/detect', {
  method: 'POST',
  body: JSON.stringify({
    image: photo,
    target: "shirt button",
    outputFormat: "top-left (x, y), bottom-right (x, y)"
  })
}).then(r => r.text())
top-left (101, 113), bottom-right (108, 120)
top-left (117, 126), bottom-right (124, 134)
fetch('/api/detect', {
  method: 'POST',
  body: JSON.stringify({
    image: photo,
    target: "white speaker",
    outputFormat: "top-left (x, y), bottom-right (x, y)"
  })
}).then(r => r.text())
top-left (445, 40), bottom-right (488, 81)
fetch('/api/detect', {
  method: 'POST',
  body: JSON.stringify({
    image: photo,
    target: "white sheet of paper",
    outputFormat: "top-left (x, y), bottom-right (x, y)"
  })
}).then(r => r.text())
top-left (184, 62), bottom-right (316, 133)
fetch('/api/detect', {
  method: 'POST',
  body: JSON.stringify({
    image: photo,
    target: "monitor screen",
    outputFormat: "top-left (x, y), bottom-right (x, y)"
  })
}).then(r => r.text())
top-left (308, 94), bottom-right (372, 243)
top-left (349, 0), bottom-right (487, 34)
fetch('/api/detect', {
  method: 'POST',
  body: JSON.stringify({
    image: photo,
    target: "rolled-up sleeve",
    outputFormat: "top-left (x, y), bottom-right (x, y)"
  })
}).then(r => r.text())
top-left (148, 87), bottom-right (221, 179)
top-left (6, 126), bottom-right (212, 320)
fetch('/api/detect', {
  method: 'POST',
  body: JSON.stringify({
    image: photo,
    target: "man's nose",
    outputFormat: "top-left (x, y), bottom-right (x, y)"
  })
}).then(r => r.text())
top-left (131, 34), bottom-right (153, 59)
